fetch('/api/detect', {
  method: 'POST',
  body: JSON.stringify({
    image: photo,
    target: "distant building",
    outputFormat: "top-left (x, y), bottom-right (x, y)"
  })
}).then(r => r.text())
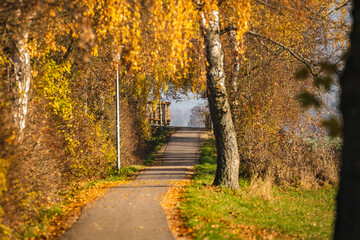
top-left (146, 101), bottom-right (170, 126)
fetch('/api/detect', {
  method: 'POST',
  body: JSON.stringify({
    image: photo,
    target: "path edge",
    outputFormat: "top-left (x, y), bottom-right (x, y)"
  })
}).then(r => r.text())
top-left (162, 129), bottom-right (211, 240)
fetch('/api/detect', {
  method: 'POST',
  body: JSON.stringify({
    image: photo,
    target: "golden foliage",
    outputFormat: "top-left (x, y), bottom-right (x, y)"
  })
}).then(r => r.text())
top-left (0, 0), bottom-right (349, 236)
top-left (223, 0), bottom-right (348, 186)
top-left (0, 89), bottom-right (13, 238)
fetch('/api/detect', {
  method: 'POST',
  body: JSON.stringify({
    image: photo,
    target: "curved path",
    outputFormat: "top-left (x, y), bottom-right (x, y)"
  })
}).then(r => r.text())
top-left (61, 128), bottom-right (203, 240)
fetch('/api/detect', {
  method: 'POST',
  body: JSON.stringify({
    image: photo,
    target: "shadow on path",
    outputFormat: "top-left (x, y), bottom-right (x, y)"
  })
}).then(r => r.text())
top-left (61, 128), bottom-right (204, 240)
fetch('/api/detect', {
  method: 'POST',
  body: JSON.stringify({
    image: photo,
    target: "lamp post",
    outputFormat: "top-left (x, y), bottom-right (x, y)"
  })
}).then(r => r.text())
top-left (159, 98), bottom-right (162, 130)
top-left (114, 50), bottom-right (122, 171)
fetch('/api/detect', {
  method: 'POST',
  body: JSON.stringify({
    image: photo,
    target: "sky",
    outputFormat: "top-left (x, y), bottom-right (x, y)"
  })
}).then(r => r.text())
top-left (165, 92), bottom-right (207, 126)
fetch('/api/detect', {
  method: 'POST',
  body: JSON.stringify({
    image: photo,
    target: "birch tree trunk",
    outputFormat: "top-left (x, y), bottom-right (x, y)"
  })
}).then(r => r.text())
top-left (8, 1), bottom-right (32, 139)
top-left (229, 29), bottom-right (240, 110)
top-left (11, 33), bottom-right (31, 138)
top-left (334, 2), bottom-right (360, 238)
top-left (201, 11), bottom-right (240, 190)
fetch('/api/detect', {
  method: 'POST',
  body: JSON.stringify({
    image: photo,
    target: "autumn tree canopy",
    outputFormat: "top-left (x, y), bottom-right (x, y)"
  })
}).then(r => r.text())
top-left (0, 0), bottom-right (351, 237)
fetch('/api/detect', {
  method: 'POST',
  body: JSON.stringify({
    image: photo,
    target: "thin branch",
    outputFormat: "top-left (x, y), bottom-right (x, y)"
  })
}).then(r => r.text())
top-left (247, 30), bottom-right (317, 76)
top-left (253, 0), bottom-right (279, 11)
top-left (329, 0), bottom-right (352, 15)
top-left (220, 26), bottom-right (236, 36)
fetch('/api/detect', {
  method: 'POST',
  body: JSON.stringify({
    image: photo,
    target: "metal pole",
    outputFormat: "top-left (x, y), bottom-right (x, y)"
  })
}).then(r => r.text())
top-left (116, 63), bottom-right (121, 171)
top-left (159, 98), bottom-right (162, 130)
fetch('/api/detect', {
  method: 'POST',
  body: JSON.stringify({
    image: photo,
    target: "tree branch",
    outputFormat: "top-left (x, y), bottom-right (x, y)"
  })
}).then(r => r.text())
top-left (220, 26), bottom-right (237, 36)
top-left (253, 0), bottom-right (279, 11)
top-left (329, 0), bottom-right (352, 15)
top-left (247, 30), bottom-right (317, 76)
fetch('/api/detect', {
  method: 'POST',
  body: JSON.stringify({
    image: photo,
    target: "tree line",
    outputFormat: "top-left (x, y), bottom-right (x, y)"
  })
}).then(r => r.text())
top-left (0, 0), bottom-right (354, 238)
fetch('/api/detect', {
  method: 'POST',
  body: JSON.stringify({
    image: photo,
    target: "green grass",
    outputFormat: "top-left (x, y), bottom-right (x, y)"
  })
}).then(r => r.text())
top-left (179, 138), bottom-right (336, 239)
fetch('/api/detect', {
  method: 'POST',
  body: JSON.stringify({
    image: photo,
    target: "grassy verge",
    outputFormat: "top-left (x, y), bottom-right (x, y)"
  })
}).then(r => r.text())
top-left (179, 138), bottom-right (336, 239)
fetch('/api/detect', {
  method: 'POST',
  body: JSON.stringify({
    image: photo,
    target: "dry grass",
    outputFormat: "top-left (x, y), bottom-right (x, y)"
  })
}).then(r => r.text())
top-left (238, 129), bottom-right (340, 188)
top-left (248, 174), bottom-right (274, 201)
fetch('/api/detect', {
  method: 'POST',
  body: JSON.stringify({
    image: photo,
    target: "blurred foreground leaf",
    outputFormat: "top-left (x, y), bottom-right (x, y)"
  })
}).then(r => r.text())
top-left (314, 76), bottom-right (333, 91)
top-left (294, 68), bottom-right (309, 80)
top-left (321, 116), bottom-right (341, 137)
top-left (295, 92), bottom-right (322, 109)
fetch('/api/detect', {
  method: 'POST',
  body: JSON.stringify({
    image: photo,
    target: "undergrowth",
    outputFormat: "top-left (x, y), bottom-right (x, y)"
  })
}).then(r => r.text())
top-left (179, 138), bottom-right (336, 239)
top-left (11, 127), bottom-right (174, 239)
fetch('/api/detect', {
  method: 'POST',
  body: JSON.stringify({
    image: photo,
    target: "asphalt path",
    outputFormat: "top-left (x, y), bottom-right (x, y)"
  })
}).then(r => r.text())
top-left (61, 128), bottom-right (203, 240)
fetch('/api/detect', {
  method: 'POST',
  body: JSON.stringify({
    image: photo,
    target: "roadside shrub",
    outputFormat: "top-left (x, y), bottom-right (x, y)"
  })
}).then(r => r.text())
top-left (237, 124), bottom-right (340, 188)
top-left (0, 50), bottom-right (148, 237)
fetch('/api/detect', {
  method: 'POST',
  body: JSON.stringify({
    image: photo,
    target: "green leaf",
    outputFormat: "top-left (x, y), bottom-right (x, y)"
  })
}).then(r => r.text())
top-left (294, 68), bottom-right (309, 80)
top-left (320, 62), bottom-right (338, 74)
top-left (295, 92), bottom-right (322, 109)
top-left (314, 76), bottom-right (333, 91)
top-left (321, 116), bottom-right (341, 137)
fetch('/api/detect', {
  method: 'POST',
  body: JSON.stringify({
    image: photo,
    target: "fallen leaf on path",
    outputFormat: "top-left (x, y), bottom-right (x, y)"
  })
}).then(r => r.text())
top-left (161, 180), bottom-right (192, 239)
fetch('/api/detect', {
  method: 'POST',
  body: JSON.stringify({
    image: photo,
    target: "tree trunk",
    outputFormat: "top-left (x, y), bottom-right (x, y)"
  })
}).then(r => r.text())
top-left (334, 2), bottom-right (360, 239)
top-left (10, 33), bottom-right (31, 138)
top-left (201, 10), bottom-right (240, 190)
top-left (229, 29), bottom-right (240, 110)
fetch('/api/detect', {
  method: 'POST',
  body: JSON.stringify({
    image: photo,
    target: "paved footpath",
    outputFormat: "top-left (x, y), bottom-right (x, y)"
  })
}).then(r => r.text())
top-left (61, 128), bottom-right (204, 240)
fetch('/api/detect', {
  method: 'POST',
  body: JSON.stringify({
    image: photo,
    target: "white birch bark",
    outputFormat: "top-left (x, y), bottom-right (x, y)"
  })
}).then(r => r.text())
top-left (201, 10), bottom-right (240, 190)
top-left (10, 2), bottom-right (32, 138)
top-left (229, 29), bottom-right (240, 108)
top-left (11, 33), bottom-right (31, 138)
